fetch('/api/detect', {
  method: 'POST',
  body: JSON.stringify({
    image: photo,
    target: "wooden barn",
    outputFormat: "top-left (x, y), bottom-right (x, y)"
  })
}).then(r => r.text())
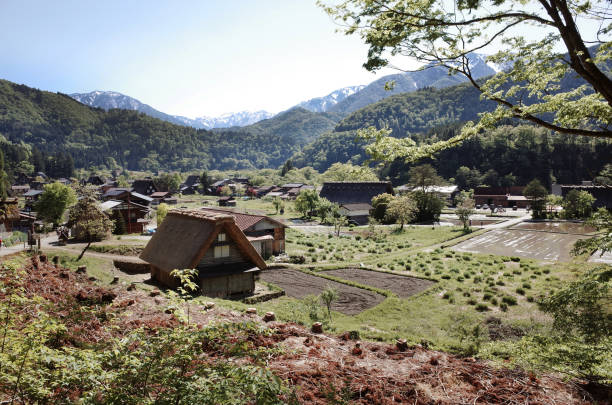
top-left (200, 207), bottom-right (286, 258)
top-left (140, 209), bottom-right (266, 298)
top-left (473, 186), bottom-right (527, 208)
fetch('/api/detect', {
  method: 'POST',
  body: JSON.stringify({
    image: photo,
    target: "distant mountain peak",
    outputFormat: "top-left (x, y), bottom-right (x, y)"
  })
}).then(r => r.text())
top-left (69, 91), bottom-right (275, 129)
top-left (296, 85), bottom-right (366, 112)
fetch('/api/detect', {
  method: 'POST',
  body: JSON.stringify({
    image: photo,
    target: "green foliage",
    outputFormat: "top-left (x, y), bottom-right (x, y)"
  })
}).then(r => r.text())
top-left (386, 195), bottom-right (417, 230)
top-left (294, 189), bottom-right (320, 218)
top-left (156, 203), bottom-right (169, 227)
top-left (320, 162), bottom-right (378, 182)
top-left (112, 210), bottom-right (127, 235)
top-left (516, 266), bottom-right (612, 381)
top-left (371, 193), bottom-right (394, 223)
top-left (154, 172), bottom-right (182, 193)
top-left (412, 191), bottom-right (444, 223)
top-left (320, 285), bottom-right (339, 321)
top-left (523, 179), bottom-right (548, 219)
top-left (455, 197), bottom-right (475, 232)
top-left (561, 190), bottom-right (596, 219)
top-left (68, 186), bottom-right (113, 242)
top-left (322, 0), bottom-right (612, 163)
top-left (573, 208), bottom-right (612, 256)
top-left (34, 182), bottom-right (77, 226)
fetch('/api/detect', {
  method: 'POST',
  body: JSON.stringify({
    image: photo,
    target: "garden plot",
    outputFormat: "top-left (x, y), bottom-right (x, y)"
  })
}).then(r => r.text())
top-left (259, 268), bottom-right (384, 315)
top-left (452, 229), bottom-right (586, 262)
top-left (324, 268), bottom-right (434, 298)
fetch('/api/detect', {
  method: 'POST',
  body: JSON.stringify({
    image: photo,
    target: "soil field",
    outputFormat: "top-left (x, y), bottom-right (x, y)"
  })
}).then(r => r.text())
top-left (452, 229), bottom-right (586, 262)
top-left (259, 268), bottom-right (384, 315)
top-left (324, 268), bottom-right (434, 298)
top-left (510, 221), bottom-right (596, 235)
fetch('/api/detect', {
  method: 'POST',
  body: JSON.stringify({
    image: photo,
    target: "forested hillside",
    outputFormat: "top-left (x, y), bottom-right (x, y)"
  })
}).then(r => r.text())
top-left (0, 80), bottom-right (337, 173)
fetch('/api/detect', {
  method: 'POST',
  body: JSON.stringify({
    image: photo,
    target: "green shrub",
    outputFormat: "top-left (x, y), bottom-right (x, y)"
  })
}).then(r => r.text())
top-left (502, 296), bottom-right (518, 305)
top-left (522, 282), bottom-right (532, 289)
top-left (490, 297), bottom-right (498, 305)
top-left (475, 303), bottom-right (489, 312)
top-left (511, 256), bottom-right (521, 262)
top-left (467, 299), bottom-right (477, 305)
top-left (441, 274), bottom-right (451, 279)
top-left (500, 303), bottom-right (508, 311)
top-left (483, 293), bottom-right (493, 301)
top-left (516, 288), bottom-right (526, 295)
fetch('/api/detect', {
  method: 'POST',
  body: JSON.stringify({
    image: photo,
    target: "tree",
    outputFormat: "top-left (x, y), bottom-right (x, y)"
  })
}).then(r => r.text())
top-left (412, 191), bottom-right (444, 223)
top-left (68, 187), bottom-right (114, 260)
top-left (518, 266), bottom-right (611, 381)
top-left (324, 0), bottom-right (612, 163)
top-left (455, 166), bottom-right (482, 191)
top-left (594, 164), bottom-right (612, 186)
top-left (523, 179), bottom-right (549, 218)
top-left (386, 195), bottom-right (417, 230)
top-left (315, 197), bottom-right (335, 223)
top-left (272, 197), bottom-right (283, 215)
top-left (157, 203), bottom-right (170, 227)
top-left (320, 285), bottom-right (338, 321)
top-left (154, 173), bottom-right (182, 193)
top-left (408, 164), bottom-right (444, 193)
top-left (321, 162), bottom-right (378, 182)
top-left (482, 169), bottom-right (500, 187)
top-left (199, 171), bottom-right (211, 193)
top-left (328, 211), bottom-right (348, 236)
top-left (572, 208), bottom-right (612, 256)
top-left (562, 190), bottom-right (596, 219)
top-left (34, 182), bottom-right (77, 227)
top-left (294, 189), bottom-right (320, 218)
top-left (219, 186), bottom-right (232, 197)
top-left (280, 159), bottom-right (294, 177)
top-left (112, 210), bottom-right (126, 235)
top-left (456, 197), bottom-right (475, 232)
top-left (371, 193), bottom-right (394, 223)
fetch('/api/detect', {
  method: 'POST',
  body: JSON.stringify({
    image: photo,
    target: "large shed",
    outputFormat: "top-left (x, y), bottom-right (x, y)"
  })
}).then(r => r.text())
top-left (140, 209), bottom-right (266, 298)
top-left (319, 182), bottom-right (394, 205)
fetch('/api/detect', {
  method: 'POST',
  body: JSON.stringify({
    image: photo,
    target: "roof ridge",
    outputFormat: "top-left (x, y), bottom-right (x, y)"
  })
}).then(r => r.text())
top-left (169, 209), bottom-right (235, 222)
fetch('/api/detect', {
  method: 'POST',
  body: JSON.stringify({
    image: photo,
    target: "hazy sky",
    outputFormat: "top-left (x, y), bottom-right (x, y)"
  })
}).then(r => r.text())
top-left (0, 1), bottom-right (605, 117)
top-left (0, 1), bottom-right (393, 117)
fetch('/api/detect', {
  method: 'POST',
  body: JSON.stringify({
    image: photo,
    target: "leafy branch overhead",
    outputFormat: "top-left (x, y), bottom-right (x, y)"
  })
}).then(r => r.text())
top-left (322, 0), bottom-right (612, 162)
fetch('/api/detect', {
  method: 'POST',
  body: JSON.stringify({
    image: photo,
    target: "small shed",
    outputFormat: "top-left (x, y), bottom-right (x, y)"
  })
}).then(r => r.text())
top-left (140, 209), bottom-right (266, 298)
top-left (218, 196), bottom-right (236, 207)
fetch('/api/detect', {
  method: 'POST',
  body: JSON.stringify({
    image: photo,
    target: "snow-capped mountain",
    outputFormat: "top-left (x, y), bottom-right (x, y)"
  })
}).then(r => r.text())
top-left (192, 110), bottom-right (275, 129)
top-left (296, 85), bottom-right (365, 112)
top-left (330, 53), bottom-right (501, 114)
top-left (69, 91), bottom-right (274, 129)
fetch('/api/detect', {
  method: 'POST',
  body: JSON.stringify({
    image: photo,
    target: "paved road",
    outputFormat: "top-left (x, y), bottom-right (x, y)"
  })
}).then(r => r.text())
top-left (0, 235), bottom-right (56, 257)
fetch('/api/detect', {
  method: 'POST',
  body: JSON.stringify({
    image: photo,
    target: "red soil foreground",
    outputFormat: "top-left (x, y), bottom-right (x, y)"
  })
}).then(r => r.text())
top-left (0, 254), bottom-right (599, 404)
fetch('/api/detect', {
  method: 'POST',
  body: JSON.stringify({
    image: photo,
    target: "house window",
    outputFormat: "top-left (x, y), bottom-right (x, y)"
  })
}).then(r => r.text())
top-left (214, 245), bottom-right (230, 258)
top-left (217, 233), bottom-right (226, 242)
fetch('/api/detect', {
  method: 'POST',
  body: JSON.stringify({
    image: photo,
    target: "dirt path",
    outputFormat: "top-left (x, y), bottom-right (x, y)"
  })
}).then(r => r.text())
top-left (260, 268), bottom-right (384, 315)
top-left (324, 268), bottom-right (434, 298)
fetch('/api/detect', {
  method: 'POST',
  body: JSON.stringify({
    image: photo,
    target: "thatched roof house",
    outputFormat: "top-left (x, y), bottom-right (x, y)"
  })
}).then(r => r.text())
top-left (140, 209), bottom-right (266, 298)
top-left (0, 198), bottom-right (20, 233)
top-left (319, 182), bottom-right (394, 205)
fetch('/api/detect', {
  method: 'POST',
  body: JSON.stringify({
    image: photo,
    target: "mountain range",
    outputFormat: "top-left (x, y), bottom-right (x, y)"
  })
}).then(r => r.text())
top-left (70, 53), bottom-right (500, 128)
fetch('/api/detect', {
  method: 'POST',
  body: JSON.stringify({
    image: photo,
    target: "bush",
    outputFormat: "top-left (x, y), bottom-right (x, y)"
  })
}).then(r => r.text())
top-left (289, 255), bottom-right (306, 264)
top-left (467, 299), bottom-right (477, 305)
top-left (500, 303), bottom-right (508, 312)
top-left (490, 298), bottom-right (498, 305)
top-left (502, 296), bottom-right (518, 305)
top-left (441, 274), bottom-right (451, 279)
top-left (475, 303), bottom-right (489, 312)
top-left (526, 296), bottom-right (534, 302)
top-left (522, 282), bottom-right (532, 289)
top-left (483, 293), bottom-right (493, 301)
top-left (516, 288), bottom-right (526, 295)
top-left (511, 256), bottom-right (521, 262)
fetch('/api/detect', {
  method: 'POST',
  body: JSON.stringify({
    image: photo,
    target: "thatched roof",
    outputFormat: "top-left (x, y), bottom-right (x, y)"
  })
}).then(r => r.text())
top-left (140, 209), bottom-right (266, 275)
top-left (319, 182), bottom-right (394, 205)
top-left (0, 198), bottom-right (19, 220)
top-left (200, 207), bottom-right (286, 231)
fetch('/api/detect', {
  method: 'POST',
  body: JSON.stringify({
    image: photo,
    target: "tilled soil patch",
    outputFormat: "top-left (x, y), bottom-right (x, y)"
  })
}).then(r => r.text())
top-left (325, 268), bottom-right (434, 298)
top-left (259, 268), bottom-right (384, 315)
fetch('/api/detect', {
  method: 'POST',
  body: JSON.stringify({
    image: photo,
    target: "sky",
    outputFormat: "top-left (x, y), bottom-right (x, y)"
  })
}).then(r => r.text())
top-left (0, 1), bottom-right (393, 117)
top-left (0, 1), bottom-right (606, 118)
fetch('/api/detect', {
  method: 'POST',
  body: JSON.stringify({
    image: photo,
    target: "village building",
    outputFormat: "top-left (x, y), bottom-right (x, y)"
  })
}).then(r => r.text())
top-left (23, 189), bottom-right (43, 211)
top-left (140, 209), bottom-right (266, 297)
top-left (253, 185), bottom-right (276, 198)
top-left (200, 207), bottom-right (286, 258)
top-left (397, 185), bottom-right (459, 205)
top-left (473, 186), bottom-right (528, 209)
top-left (101, 189), bottom-right (152, 233)
top-left (10, 185), bottom-right (30, 196)
top-left (131, 179), bottom-right (158, 196)
top-left (180, 175), bottom-right (202, 195)
top-left (319, 181), bottom-right (394, 224)
top-left (150, 191), bottom-right (171, 205)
